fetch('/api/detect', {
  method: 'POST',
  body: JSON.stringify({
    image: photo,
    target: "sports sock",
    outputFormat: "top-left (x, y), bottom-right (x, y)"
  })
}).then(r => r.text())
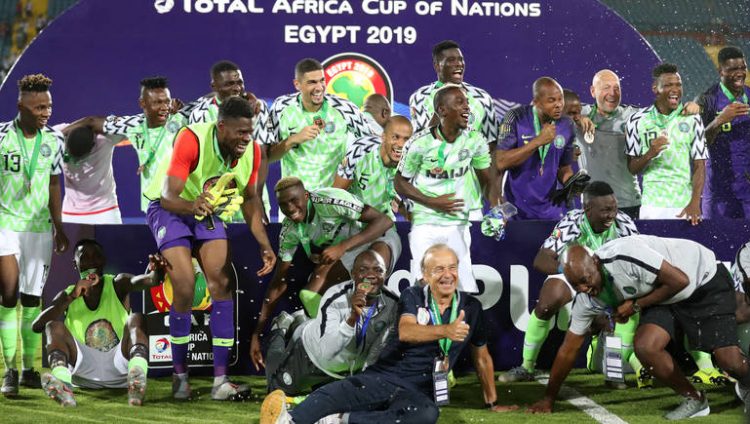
top-left (128, 343), bottom-right (149, 374)
top-left (48, 349), bottom-right (71, 385)
top-left (0, 305), bottom-right (18, 369)
top-left (21, 305), bottom-right (41, 370)
top-left (614, 313), bottom-right (638, 365)
top-left (169, 309), bottom-right (192, 375)
top-left (521, 310), bottom-right (552, 372)
top-left (210, 299), bottom-right (234, 378)
top-left (299, 290), bottom-right (322, 318)
top-left (691, 350), bottom-right (715, 371)
top-left (737, 322), bottom-right (750, 356)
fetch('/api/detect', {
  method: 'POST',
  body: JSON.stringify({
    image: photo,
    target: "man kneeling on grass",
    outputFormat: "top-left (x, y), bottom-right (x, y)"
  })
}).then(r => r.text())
top-left (260, 244), bottom-right (517, 424)
top-left (32, 239), bottom-right (166, 407)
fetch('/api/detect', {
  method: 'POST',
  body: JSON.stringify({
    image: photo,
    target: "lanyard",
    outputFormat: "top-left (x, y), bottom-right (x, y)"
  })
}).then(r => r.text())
top-left (427, 288), bottom-right (459, 357)
top-left (720, 82), bottom-right (748, 104)
top-left (578, 214), bottom-right (617, 250)
top-left (15, 121), bottom-right (42, 186)
top-left (587, 105), bottom-right (616, 130)
top-left (296, 198), bottom-right (314, 257)
top-left (435, 126), bottom-right (450, 169)
top-left (140, 121), bottom-right (168, 168)
top-left (532, 106), bottom-right (552, 173)
top-left (356, 298), bottom-right (378, 348)
top-left (649, 103), bottom-right (684, 130)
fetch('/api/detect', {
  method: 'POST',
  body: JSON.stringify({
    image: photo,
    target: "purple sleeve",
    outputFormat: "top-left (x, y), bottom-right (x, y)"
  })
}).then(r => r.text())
top-left (559, 130), bottom-right (575, 167)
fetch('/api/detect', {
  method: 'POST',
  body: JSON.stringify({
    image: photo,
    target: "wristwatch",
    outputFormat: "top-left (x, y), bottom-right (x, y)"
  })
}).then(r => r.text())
top-left (632, 300), bottom-right (642, 314)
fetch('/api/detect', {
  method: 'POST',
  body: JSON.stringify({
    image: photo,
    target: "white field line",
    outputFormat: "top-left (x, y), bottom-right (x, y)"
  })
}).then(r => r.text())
top-left (536, 377), bottom-right (629, 424)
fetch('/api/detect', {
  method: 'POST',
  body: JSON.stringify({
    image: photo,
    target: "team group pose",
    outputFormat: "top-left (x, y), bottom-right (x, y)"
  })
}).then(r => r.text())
top-left (1, 40), bottom-right (749, 423)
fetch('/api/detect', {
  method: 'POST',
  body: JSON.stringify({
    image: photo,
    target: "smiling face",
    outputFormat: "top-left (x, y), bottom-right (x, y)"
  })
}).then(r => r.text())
top-left (18, 91), bottom-right (52, 130)
top-left (277, 184), bottom-right (308, 223)
top-left (216, 116), bottom-right (253, 159)
top-left (380, 119), bottom-right (412, 165)
top-left (563, 246), bottom-right (603, 297)
top-left (435, 47), bottom-right (465, 84)
top-left (653, 72), bottom-right (683, 112)
top-left (352, 251), bottom-right (387, 296)
top-left (591, 71), bottom-right (622, 114)
top-left (423, 247), bottom-right (459, 298)
top-left (585, 194), bottom-right (618, 233)
top-left (140, 87), bottom-right (172, 127)
top-left (212, 69), bottom-right (245, 102)
top-left (720, 57), bottom-right (747, 93)
top-left (294, 69), bottom-right (326, 109)
top-left (438, 88), bottom-right (470, 129)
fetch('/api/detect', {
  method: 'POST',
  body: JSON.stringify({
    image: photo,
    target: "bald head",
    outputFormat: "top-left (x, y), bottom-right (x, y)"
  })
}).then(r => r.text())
top-left (363, 94), bottom-right (391, 128)
top-left (353, 249), bottom-right (386, 271)
top-left (563, 245), bottom-right (602, 296)
top-left (590, 69), bottom-right (621, 113)
top-left (532, 77), bottom-right (563, 100)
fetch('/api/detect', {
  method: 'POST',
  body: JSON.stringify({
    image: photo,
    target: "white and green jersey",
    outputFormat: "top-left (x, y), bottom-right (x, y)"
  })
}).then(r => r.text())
top-left (0, 121), bottom-right (64, 232)
top-left (278, 188), bottom-right (364, 262)
top-left (625, 105), bottom-right (708, 208)
top-left (188, 95), bottom-right (273, 146)
top-left (103, 113), bottom-right (187, 212)
top-left (397, 128), bottom-right (490, 226)
top-left (337, 135), bottom-right (397, 221)
top-left (268, 93), bottom-right (372, 190)
top-left (410, 82), bottom-right (502, 213)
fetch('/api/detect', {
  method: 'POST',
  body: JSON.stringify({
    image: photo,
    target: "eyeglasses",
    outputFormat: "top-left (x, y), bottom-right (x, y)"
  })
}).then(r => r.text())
top-left (429, 265), bottom-right (458, 276)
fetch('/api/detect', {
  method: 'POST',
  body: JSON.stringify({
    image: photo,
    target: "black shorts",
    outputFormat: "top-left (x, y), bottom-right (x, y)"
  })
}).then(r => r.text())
top-left (640, 264), bottom-right (738, 352)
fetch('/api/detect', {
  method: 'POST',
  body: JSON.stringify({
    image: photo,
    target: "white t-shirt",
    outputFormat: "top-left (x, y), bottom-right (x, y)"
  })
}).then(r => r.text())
top-left (56, 123), bottom-right (120, 216)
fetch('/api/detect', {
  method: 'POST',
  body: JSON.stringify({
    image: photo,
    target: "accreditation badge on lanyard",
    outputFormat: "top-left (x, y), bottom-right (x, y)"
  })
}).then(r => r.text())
top-left (424, 286), bottom-right (459, 406)
top-left (602, 307), bottom-right (624, 384)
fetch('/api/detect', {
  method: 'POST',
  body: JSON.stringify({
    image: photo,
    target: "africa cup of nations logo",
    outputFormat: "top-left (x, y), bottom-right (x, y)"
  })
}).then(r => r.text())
top-left (322, 53), bottom-right (393, 109)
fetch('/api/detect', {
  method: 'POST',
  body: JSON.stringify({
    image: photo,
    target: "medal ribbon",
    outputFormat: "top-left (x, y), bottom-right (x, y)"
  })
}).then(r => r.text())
top-left (428, 289), bottom-right (459, 358)
top-left (356, 299), bottom-right (378, 348)
top-left (140, 120), bottom-right (168, 168)
top-left (649, 103), bottom-right (684, 130)
top-left (532, 106), bottom-right (552, 172)
top-left (587, 104), bottom-right (616, 130)
top-left (296, 198), bottom-right (314, 258)
top-left (15, 121), bottom-right (42, 188)
top-left (720, 82), bottom-right (748, 104)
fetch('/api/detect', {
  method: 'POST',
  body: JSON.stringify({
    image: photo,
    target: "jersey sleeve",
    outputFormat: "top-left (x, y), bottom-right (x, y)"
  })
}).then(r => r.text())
top-left (690, 115), bottom-right (709, 160)
top-left (102, 114), bottom-right (143, 141)
top-left (247, 141), bottom-right (262, 188)
top-left (696, 91), bottom-right (717, 130)
top-left (397, 136), bottom-right (423, 179)
top-left (321, 189), bottom-right (364, 222)
top-left (625, 111), bottom-right (644, 157)
top-left (614, 211), bottom-right (639, 236)
top-left (470, 135), bottom-right (491, 170)
top-left (733, 243), bottom-right (750, 291)
top-left (568, 294), bottom-right (606, 335)
top-left (337, 137), bottom-right (374, 180)
top-left (601, 241), bottom-right (664, 287)
top-left (560, 130), bottom-right (575, 167)
top-left (476, 87), bottom-right (500, 144)
top-left (496, 108), bottom-right (520, 151)
top-left (166, 128), bottom-right (200, 181)
top-left (278, 219), bottom-right (300, 262)
top-left (253, 100), bottom-right (273, 146)
top-left (541, 211), bottom-right (582, 255)
top-left (50, 130), bottom-right (64, 176)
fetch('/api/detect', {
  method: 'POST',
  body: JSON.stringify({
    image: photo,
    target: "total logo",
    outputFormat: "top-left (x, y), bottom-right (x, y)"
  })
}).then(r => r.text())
top-left (154, 0), bottom-right (174, 13)
top-left (154, 0), bottom-right (264, 14)
top-left (154, 337), bottom-right (170, 353)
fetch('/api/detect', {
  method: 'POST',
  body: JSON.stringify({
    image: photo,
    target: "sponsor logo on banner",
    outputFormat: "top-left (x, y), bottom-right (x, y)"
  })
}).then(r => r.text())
top-left (150, 335), bottom-right (172, 362)
top-left (322, 53), bottom-right (393, 109)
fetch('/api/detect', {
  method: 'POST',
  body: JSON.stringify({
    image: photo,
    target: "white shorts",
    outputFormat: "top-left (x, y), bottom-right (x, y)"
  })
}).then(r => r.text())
top-left (546, 273), bottom-right (576, 297)
top-left (63, 206), bottom-right (122, 224)
top-left (0, 229), bottom-right (52, 296)
top-left (341, 227), bottom-right (402, 276)
top-left (71, 339), bottom-right (128, 389)
top-left (639, 205), bottom-right (684, 220)
top-left (408, 223), bottom-right (477, 293)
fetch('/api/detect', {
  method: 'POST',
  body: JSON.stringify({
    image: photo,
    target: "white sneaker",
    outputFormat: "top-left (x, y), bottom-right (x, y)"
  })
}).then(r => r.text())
top-left (260, 389), bottom-right (292, 424)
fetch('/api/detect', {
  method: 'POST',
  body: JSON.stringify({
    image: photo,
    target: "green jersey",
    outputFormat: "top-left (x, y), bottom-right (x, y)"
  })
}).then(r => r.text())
top-left (625, 105), bottom-right (708, 208)
top-left (0, 121), bottom-right (64, 232)
top-left (397, 128), bottom-right (491, 226)
top-left (337, 135), bottom-right (397, 220)
top-left (103, 113), bottom-right (187, 212)
top-left (269, 93), bottom-right (371, 190)
top-left (64, 274), bottom-right (127, 351)
top-left (278, 188), bottom-right (364, 262)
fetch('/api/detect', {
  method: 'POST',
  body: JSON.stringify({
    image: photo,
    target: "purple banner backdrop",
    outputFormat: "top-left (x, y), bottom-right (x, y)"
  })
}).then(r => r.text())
top-left (0, 0), bottom-right (659, 219)
top-left (44, 219), bottom-right (750, 375)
